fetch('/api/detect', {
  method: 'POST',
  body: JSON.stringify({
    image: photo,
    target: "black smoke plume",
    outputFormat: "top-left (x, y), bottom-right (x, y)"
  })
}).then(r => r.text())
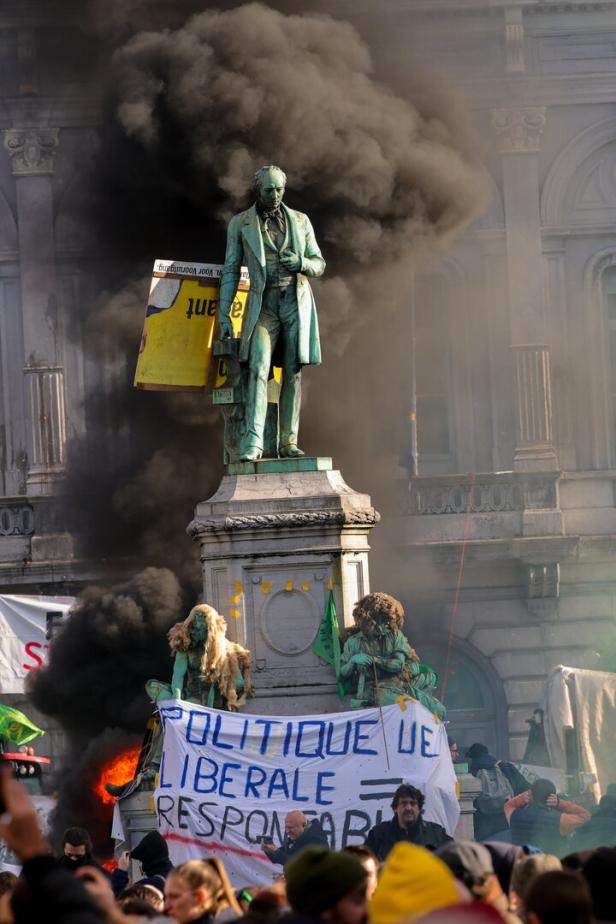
top-left (33, 1), bottom-right (487, 850)
top-left (28, 567), bottom-right (185, 853)
top-left (65, 0), bottom-right (485, 571)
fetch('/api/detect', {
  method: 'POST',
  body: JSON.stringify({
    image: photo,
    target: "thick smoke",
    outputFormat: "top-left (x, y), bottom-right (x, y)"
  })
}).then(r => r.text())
top-left (66, 1), bottom-right (485, 568)
top-left (33, 2), bottom-right (487, 848)
top-left (28, 567), bottom-right (185, 852)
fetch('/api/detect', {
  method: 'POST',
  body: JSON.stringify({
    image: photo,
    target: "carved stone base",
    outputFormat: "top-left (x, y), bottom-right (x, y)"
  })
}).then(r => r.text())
top-left (187, 464), bottom-right (380, 713)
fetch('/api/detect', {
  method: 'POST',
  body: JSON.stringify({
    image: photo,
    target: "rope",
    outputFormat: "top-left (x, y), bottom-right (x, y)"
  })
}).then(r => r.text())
top-left (439, 472), bottom-right (476, 704)
top-left (372, 657), bottom-right (391, 770)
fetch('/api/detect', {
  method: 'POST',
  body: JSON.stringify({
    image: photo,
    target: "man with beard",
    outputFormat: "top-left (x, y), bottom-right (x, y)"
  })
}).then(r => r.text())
top-left (365, 784), bottom-right (452, 861)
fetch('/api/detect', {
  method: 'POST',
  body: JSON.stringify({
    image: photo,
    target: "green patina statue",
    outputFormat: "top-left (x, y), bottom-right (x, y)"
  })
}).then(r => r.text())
top-left (217, 165), bottom-right (325, 462)
top-left (340, 592), bottom-right (445, 719)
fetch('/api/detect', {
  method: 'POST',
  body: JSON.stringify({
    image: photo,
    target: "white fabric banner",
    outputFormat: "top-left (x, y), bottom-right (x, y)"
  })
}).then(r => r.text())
top-left (155, 699), bottom-right (459, 886)
top-left (0, 595), bottom-right (75, 693)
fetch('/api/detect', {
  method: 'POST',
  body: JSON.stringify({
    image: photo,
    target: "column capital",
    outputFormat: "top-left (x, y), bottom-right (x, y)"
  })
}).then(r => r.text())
top-left (4, 128), bottom-right (59, 176)
top-left (491, 107), bottom-right (546, 154)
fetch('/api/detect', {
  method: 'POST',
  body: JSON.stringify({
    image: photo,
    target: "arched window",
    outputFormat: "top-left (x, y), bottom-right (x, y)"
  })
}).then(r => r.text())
top-left (419, 637), bottom-right (509, 759)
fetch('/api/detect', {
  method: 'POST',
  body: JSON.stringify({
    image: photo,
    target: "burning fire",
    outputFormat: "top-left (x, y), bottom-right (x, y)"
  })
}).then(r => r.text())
top-left (93, 747), bottom-right (140, 805)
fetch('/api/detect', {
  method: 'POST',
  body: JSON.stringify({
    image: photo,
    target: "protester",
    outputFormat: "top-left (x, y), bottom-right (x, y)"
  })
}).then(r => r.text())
top-left (262, 811), bottom-right (328, 866)
top-left (579, 846), bottom-right (616, 923)
top-left (448, 738), bottom-right (461, 763)
top-left (482, 843), bottom-right (522, 895)
top-left (467, 744), bottom-right (528, 841)
top-left (164, 858), bottom-right (242, 924)
top-left (341, 845), bottom-right (379, 899)
top-left (369, 842), bottom-right (461, 924)
top-left (0, 766), bottom-right (105, 923)
top-left (570, 792), bottom-right (616, 851)
top-left (505, 779), bottom-right (591, 854)
top-left (112, 830), bottom-right (173, 895)
top-left (365, 784), bottom-right (452, 860)
top-left (118, 897), bottom-right (158, 920)
top-left (284, 846), bottom-right (367, 924)
top-left (118, 883), bottom-right (165, 912)
top-left (237, 883), bottom-right (287, 924)
top-left (59, 826), bottom-right (102, 872)
top-left (509, 854), bottom-right (562, 917)
top-left (415, 905), bottom-right (511, 924)
top-left (523, 869), bottom-right (593, 924)
top-left (436, 841), bottom-right (520, 924)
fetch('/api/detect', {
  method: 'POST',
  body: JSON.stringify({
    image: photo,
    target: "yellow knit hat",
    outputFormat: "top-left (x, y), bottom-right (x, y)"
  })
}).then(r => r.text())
top-left (369, 842), bottom-right (460, 924)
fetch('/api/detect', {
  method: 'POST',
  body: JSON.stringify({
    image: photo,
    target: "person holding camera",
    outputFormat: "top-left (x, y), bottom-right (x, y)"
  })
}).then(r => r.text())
top-left (261, 811), bottom-right (328, 867)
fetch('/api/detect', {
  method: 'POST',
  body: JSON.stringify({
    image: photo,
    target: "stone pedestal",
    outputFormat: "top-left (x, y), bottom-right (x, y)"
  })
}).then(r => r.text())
top-left (188, 458), bottom-right (379, 714)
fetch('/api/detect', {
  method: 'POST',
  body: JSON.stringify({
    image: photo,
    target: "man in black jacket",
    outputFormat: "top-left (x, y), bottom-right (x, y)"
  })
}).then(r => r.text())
top-left (262, 811), bottom-right (328, 866)
top-left (365, 784), bottom-right (452, 861)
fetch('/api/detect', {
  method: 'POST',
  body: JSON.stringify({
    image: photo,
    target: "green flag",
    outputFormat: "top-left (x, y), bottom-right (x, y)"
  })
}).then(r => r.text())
top-left (0, 704), bottom-right (44, 746)
top-left (312, 589), bottom-right (345, 700)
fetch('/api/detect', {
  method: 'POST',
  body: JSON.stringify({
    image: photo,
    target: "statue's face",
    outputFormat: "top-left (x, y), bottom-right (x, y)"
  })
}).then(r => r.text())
top-left (191, 612), bottom-right (207, 643)
top-left (359, 612), bottom-right (388, 640)
top-left (256, 168), bottom-right (285, 210)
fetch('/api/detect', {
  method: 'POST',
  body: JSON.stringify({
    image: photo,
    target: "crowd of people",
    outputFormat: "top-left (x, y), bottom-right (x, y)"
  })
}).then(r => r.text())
top-left (0, 762), bottom-right (614, 924)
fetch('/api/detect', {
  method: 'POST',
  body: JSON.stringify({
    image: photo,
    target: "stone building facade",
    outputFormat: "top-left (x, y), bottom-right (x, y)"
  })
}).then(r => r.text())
top-left (363, 0), bottom-right (616, 760)
top-left (1, 1), bottom-right (616, 765)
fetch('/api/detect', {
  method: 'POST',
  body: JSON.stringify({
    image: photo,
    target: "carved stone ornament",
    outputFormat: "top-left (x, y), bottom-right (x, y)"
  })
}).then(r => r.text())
top-left (187, 508), bottom-right (380, 537)
top-left (491, 108), bottom-right (546, 154)
top-left (4, 128), bottom-right (59, 176)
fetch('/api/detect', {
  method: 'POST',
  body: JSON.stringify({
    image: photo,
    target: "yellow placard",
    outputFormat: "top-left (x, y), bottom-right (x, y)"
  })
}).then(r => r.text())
top-left (134, 259), bottom-right (249, 391)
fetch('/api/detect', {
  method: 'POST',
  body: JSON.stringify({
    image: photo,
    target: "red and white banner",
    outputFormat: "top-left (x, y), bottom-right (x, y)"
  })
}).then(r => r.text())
top-left (0, 595), bottom-right (75, 693)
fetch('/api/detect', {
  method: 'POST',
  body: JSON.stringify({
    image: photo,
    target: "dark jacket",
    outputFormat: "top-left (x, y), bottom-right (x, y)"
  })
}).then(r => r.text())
top-left (509, 803), bottom-right (565, 854)
top-left (112, 829), bottom-right (173, 896)
top-left (365, 815), bottom-right (452, 861)
top-left (14, 855), bottom-right (105, 924)
top-left (267, 820), bottom-right (328, 867)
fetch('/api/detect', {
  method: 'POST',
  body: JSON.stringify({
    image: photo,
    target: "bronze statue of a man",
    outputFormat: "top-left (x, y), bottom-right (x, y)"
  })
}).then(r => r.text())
top-left (217, 166), bottom-right (326, 461)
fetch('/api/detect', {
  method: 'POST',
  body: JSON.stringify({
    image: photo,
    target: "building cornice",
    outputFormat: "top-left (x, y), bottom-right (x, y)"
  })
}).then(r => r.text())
top-left (460, 72), bottom-right (616, 109)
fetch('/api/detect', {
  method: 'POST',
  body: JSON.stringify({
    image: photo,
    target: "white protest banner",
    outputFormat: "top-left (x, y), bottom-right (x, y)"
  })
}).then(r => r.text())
top-left (0, 595), bottom-right (75, 693)
top-left (155, 699), bottom-right (459, 885)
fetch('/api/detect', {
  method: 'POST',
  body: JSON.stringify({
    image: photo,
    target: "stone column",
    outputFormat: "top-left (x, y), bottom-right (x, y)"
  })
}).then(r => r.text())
top-left (4, 128), bottom-right (66, 495)
top-left (492, 107), bottom-right (558, 472)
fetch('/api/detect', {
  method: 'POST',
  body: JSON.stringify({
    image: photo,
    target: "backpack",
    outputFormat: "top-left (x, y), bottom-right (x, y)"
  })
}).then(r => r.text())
top-left (474, 762), bottom-right (515, 814)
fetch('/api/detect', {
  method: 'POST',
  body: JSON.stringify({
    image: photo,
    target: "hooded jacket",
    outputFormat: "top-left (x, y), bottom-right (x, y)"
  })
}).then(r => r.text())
top-left (112, 830), bottom-right (173, 896)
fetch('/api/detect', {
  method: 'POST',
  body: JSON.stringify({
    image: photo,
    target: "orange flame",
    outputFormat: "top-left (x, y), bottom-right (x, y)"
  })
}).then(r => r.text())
top-left (93, 747), bottom-right (140, 805)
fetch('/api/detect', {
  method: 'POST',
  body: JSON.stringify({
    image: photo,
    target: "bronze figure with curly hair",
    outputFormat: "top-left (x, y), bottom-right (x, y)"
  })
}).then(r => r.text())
top-left (340, 592), bottom-right (444, 717)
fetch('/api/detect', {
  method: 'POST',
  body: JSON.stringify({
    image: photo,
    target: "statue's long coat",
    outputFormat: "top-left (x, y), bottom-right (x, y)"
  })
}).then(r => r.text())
top-left (218, 202), bottom-right (325, 365)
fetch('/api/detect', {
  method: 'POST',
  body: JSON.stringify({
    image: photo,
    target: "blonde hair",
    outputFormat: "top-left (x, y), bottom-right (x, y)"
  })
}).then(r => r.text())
top-left (172, 858), bottom-right (241, 916)
top-left (168, 604), bottom-right (254, 710)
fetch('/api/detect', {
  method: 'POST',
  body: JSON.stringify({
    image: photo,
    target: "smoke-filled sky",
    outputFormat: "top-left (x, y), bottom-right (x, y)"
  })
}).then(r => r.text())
top-left (32, 0), bottom-right (487, 853)
top-left (64, 0), bottom-right (486, 578)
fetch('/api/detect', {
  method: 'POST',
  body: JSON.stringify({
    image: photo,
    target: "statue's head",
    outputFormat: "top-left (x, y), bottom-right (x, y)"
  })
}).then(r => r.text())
top-left (168, 604), bottom-right (220, 653)
top-left (253, 165), bottom-right (287, 210)
top-left (353, 592), bottom-right (405, 639)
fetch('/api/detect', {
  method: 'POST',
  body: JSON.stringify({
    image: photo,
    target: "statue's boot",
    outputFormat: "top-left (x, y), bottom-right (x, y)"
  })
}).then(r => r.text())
top-left (279, 444), bottom-right (305, 457)
top-left (240, 444), bottom-right (262, 462)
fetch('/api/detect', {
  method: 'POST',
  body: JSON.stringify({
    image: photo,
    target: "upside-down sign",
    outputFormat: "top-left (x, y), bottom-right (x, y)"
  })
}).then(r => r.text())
top-left (0, 595), bottom-right (75, 693)
top-left (155, 699), bottom-right (459, 885)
